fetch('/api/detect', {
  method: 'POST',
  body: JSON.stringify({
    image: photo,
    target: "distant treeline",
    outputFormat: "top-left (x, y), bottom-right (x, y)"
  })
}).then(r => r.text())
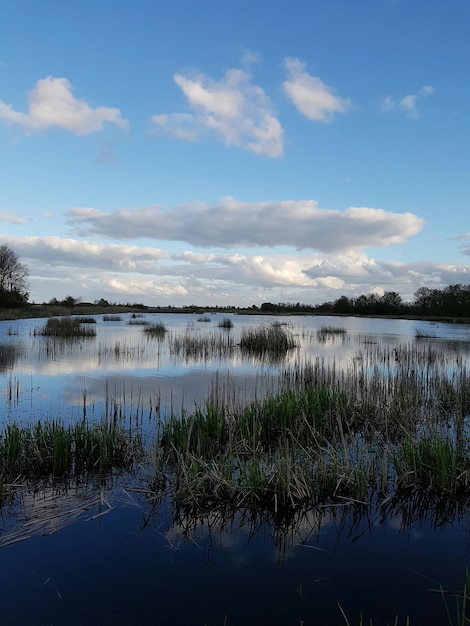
top-left (260, 284), bottom-right (470, 319)
top-left (7, 283), bottom-right (469, 320)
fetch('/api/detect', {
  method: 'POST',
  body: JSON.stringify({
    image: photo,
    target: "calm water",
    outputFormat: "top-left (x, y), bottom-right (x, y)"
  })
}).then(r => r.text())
top-left (1, 313), bottom-right (470, 625)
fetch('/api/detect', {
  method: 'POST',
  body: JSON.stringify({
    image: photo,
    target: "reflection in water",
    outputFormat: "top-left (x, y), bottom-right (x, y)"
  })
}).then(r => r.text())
top-left (1, 314), bottom-right (470, 624)
top-left (0, 343), bottom-right (22, 373)
top-left (0, 476), bottom-right (119, 548)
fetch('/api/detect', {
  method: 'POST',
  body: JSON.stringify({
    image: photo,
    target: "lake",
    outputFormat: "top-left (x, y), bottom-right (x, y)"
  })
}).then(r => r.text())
top-left (0, 312), bottom-right (469, 625)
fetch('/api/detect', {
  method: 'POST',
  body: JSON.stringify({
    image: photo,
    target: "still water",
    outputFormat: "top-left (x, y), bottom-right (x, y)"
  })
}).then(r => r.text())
top-left (1, 313), bottom-right (469, 625)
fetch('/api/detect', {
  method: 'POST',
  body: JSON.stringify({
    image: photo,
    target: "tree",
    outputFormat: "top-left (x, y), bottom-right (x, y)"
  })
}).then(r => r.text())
top-left (0, 244), bottom-right (29, 307)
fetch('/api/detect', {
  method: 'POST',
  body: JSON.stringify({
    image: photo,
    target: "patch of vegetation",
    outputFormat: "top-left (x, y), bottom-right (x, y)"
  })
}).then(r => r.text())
top-left (218, 317), bottom-right (234, 329)
top-left (240, 323), bottom-right (297, 357)
top-left (0, 419), bottom-right (143, 484)
top-left (36, 317), bottom-right (97, 338)
top-left (143, 322), bottom-right (167, 337)
top-left (316, 326), bottom-right (347, 342)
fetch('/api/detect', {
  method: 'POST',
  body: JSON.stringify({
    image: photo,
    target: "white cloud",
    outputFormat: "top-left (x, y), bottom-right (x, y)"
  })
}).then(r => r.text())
top-left (152, 67), bottom-right (283, 157)
top-left (152, 113), bottom-right (199, 142)
top-left (14, 235), bottom-right (168, 271)
top-left (283, 57), bottom-right (352, 122)
top-left (421, 85), bottom-right (436, 96)
top-left (66, 197), bottom-right (424, 253)
top-left (0, 76), bottom-right (129, 134)
top-left (0, 211), bottom-right (28, 224)
top-left (399, 94), bottom-right (418, 118)
top-left (3, 233), bottom-right (470, 307)
top-left (382, 85), bottom-right (435, 119)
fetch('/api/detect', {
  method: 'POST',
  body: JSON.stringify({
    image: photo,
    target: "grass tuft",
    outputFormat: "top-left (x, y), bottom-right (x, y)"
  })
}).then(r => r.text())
top-left (37, 317), bottom-right (97, 338)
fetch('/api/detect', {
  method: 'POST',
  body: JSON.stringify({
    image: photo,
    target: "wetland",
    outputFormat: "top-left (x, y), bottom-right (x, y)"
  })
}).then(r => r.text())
top-left (1, 312), bottom-right (470, 625)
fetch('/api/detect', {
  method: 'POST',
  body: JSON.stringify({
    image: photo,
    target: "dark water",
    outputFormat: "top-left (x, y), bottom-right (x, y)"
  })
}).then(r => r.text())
top-left (1, 495), bottom-right (468, 625)
top-left (1, 313), bottom-right (470, 625)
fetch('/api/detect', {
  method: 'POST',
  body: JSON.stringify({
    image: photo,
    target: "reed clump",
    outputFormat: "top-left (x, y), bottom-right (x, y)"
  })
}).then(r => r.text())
top-left (143, 322), bottom-right (167, 337)
top-left (218, 317), bottom-right (234, 329)
top-left (0, 419), bottom-right (143, 485)
top-left (152, 345), bottom-right (470, 517)
top-left (317, 326), bottom-right (347, 342)
top-left (169, 330), bottom-right (236, 361)
top-left (239, 323), bottom-right (297, 357)
top-left (103, 314), bottom-right (122, 322)
top-left (37, 317), bottom-right (97, 338)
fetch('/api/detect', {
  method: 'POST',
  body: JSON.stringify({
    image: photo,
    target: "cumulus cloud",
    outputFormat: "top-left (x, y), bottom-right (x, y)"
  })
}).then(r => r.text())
top-left (0, 211), bottom-right (28, 224)
top-left (283, 57), bottom-right (352, 122)
top-left (0, 76), bottom-right (129, 134)
top-left (382, 85), bottom-right (435, 119)
top-left (3, 233), bottom-right (470, 307)
top-left (66, 197), bottom-right (424, 253)
top-left (13, 236), bottom-right (167, 271)
top-left (152, 67), bottom-right (283, 157)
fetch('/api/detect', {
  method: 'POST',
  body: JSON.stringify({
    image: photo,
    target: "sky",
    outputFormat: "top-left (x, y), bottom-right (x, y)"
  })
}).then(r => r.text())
top-left (0, 0), bottom-right (469, 307)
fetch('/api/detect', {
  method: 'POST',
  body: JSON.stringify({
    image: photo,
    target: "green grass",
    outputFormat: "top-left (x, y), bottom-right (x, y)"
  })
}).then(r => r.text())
top-left (0, 419), bottom-right (143, 484)
top-left (151, 338), bottom-right (470, 517)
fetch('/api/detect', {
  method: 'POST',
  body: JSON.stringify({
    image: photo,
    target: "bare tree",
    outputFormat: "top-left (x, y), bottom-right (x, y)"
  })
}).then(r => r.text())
top-left (0, 244), bottom-right (29, 307)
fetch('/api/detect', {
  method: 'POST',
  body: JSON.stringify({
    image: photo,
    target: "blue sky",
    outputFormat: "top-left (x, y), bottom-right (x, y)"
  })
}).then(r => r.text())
top-left (1, 0), bottom-right (469, 306)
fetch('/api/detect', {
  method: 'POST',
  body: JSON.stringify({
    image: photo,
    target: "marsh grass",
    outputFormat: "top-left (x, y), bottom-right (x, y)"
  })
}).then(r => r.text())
top-left (143, 322), bottom-right (167, 337)
top-left (169, 330), bottom-right (236, 361)
top-left (393, 435), bottom-right (470, 495)
top-left (152, 341), bottom-right (470, 516)
top-left (78, 316), bottom-right (96, 324)
top-left (197, 315), bottom-right (211, 322)
top-left (317, 326), bottom-right (348, 343)
top-left (0, 419), bottom-right (143, 485)
top-left (218, 317), bottom-right (234, 329)
top-left (103, 314), bottom-right (122, 322)
top-left (239, 323), bottom-right (297, 357)
top-left (37, 317), bottom-right (97, 338)
top-left (338, 568), bottom-right (470, 626)
top-left (338, 604), bottom-right (410, 626)
top-left (440, 568), bottom-right (470, 626)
